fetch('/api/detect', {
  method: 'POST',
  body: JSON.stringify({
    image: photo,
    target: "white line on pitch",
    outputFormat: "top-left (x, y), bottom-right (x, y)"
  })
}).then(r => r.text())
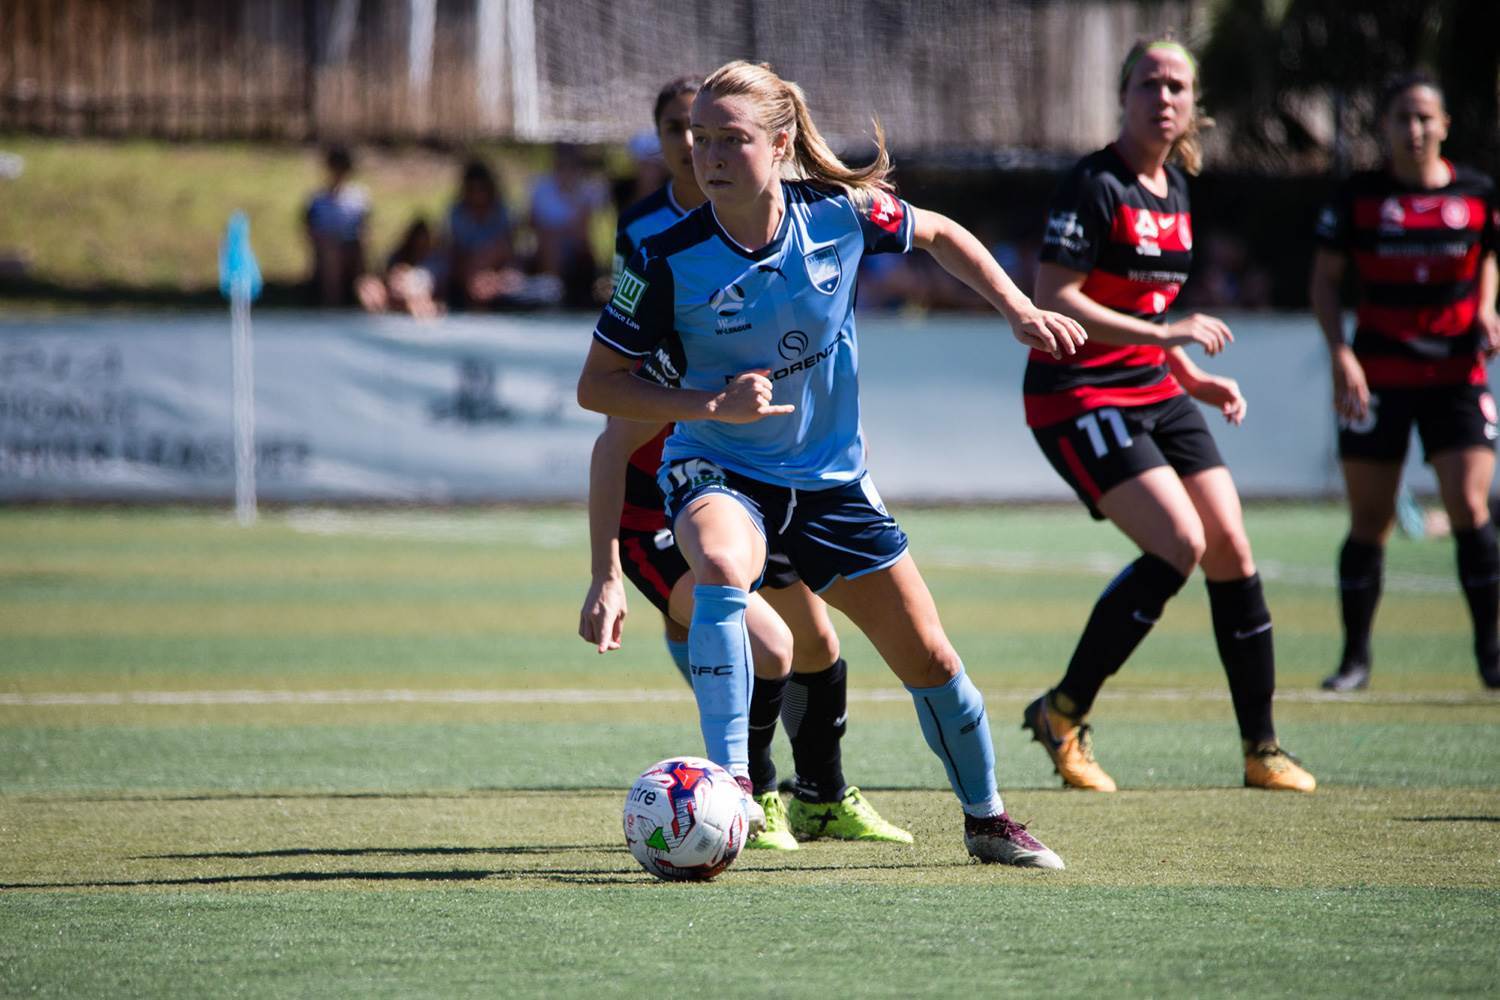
top-left (0, 688), bottom-right (1492, 707)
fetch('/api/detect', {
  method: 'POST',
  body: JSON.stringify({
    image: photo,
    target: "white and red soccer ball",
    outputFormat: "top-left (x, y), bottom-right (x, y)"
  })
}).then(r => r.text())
top-left (623, 756), bottom-right (749, 881)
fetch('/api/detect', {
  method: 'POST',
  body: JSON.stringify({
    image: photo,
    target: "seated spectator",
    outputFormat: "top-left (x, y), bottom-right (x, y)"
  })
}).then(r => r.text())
top-left (356, 218), bottom-right (445, 319)
top-left (304, 146), bottom-right (369, 307)
top-left (447, 159), bottom-right (522, 310)
top-left (529, 143), bottom-right (608, 308)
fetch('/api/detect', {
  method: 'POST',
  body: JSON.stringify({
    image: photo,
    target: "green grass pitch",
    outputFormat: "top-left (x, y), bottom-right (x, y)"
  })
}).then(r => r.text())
top-left (2, 505), bottom-right (1497, 997)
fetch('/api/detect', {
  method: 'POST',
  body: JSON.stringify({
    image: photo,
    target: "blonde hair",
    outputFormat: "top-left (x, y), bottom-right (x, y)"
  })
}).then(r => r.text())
top-left (700, 60), bottom-right (893, 203)
top-left (1118, 37), bottom-right (1214, 176)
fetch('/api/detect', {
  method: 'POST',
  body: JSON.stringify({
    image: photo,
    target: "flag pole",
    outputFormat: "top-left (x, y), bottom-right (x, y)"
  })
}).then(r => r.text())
top-left (219, 213), bottom-right (263, 527)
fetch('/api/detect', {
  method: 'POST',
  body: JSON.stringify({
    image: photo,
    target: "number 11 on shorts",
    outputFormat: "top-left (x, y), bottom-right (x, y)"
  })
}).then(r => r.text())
top-left (1076, 408), bottom-right (1134, 458)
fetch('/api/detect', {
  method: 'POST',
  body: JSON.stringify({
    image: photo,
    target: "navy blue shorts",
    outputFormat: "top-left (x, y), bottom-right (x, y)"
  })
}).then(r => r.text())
top-left (658, 458), bottom-right (909, 593)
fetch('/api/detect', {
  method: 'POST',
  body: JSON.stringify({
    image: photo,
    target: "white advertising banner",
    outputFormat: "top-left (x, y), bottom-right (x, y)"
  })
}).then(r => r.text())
top-left (0, 311), bottom-right (1450, 502)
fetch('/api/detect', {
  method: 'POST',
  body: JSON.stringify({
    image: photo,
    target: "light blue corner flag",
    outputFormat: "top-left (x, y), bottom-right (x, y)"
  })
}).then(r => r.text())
top-left (218, 212), bottom-right (263, 301)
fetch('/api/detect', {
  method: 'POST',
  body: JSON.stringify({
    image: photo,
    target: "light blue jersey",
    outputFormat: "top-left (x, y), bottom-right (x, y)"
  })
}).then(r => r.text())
top-left (593, 180), bottom-right (914, 490)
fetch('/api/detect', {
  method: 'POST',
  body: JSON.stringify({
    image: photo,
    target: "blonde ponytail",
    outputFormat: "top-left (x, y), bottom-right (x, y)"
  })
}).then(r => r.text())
top-left (701, 60), bottom-right (894, 204)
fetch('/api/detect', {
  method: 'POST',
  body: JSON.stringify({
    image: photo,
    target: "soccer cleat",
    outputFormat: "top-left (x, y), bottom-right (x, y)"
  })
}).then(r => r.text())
top-left (1320, 663), bottom-right (1370, 692)
top-left (787, 786), bottom-right (915, 844)
top-left (1021, 694), bottom-right (1117, 792)
top-left (1243, 743), bottom-right (1317, 793)
top-left (735, 775), bottom-right (767, 837)
top-left (746, 791), bottom-right (799, 851)
top-left (963, 812), bottom-right (1064, 869)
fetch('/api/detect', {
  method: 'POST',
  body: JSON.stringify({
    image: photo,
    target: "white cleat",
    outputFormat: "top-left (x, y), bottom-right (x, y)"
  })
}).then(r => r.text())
top-left (963, 813), bottom-right (1065, 869)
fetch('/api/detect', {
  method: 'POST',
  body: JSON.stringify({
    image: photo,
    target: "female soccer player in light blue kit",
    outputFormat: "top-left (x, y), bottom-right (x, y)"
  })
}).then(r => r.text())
top-left (577, 61), bottom-right (1086, 867)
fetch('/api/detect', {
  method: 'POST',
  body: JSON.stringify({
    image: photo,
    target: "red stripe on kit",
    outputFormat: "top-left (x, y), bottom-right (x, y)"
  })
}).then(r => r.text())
top-left (1110, 205), bottom-right (1193, 252)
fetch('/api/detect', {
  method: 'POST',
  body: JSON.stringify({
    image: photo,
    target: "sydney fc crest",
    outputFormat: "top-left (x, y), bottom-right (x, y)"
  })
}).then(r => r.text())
top-left (804, 245), bottom-right (842, 295)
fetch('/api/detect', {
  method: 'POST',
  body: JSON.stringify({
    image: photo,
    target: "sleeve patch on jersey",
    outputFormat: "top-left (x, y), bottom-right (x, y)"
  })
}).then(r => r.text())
top-left (868, 191), bottom-right (904, 234)
top-left (1044, 210), bottom-right (1088, 254)
top-left (611, 268), bottom-right (648, 316)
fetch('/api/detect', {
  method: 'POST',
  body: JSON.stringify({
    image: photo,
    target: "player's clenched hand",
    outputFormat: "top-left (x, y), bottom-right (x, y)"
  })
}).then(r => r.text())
top-left (1010, 309), bottom-right (1087, 359)
top-left (579, 575), bottom-right (628, 653)
top-left (1167, 313), bottom-right (1234, 356)
top-left (1329, 345), bottom-right (1370, 422)
top-left (1187, 373), bottom-right (1248, 426)
top-left (710, 370), bottom-right (796, 424)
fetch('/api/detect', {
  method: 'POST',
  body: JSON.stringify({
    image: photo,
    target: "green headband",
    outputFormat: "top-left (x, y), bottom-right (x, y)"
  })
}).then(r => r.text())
top-left (1119, 40), bottom-right (1198, 93)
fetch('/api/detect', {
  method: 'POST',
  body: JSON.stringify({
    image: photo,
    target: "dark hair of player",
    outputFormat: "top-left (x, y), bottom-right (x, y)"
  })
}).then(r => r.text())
top-left (653, 76), bottom-right (702, 128)
top-left (1376, 69), bottom-right (1445, 121)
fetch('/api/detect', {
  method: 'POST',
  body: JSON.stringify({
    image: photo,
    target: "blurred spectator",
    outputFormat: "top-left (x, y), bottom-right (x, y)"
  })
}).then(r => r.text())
top-left (530, 143), bottom-right (608, 308)
top-left (304, 146), bottom-right (369, 307)
top-left (447, 159), bottom-right (523, 310)
top-left (622, 131), bottom-right (670, 207)
top-left (356, 218), bottom-right (444, 319)
top-left (1181, 232), bottom-right (1273, 310)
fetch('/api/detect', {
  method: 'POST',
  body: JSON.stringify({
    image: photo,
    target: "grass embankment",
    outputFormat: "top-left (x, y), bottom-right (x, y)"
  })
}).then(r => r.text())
top-left (0, 137), bottom-right (616, 309)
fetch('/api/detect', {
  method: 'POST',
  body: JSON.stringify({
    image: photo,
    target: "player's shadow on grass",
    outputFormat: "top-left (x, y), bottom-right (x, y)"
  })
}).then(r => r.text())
top-left (0, 869), bottom-right (499, 890)
top-left (133, 845), bottom-right (607, 860)
top-left (1398, 815), bottom-right (1500, 823)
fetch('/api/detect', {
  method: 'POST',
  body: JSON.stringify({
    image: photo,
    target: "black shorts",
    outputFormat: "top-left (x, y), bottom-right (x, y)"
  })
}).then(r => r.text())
top-left (618, 526), bottom-right (800, 617)
top-left (1032, 394), bottom-right (1225, 520)
top-left (1337, 383), bottom-right (1498, 464)
top-left (659, 458), bottom-right (908, 593)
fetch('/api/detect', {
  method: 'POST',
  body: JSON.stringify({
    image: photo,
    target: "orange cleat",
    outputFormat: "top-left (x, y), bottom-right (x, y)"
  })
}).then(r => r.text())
top-left (1243, 742), bottom-right (1317, 793)
top-left (1021, 694), bottom-right (1117, 792)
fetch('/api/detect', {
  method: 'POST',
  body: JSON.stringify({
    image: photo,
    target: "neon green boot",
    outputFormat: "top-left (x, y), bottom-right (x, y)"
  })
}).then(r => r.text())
top-left (787, 786), bottom-right (914, 844)
top-left (746, 791), bottom-right (800, 850)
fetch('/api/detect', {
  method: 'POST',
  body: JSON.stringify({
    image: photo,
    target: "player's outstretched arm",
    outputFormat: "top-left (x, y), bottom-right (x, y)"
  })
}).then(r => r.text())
top-left (1034, 263), bottom-right (1232, 355)
top-left (579, 417), bottom-right (666, 653)
top-left (1167, 347), bottom-right (1247, 425)
top-left (910, 207), bottom-right (1086, 359)
top-left (1309, 248), bottom-right (1369, 421)
top-left (1477, 251), bottom-right (1500, 355)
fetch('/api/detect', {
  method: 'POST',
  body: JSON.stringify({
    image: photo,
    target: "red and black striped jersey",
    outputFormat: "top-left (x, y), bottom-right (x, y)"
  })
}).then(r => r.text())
top-left (621, 423), bottom-right (672, 533)
top-left (1316, 162), bottom-right (1498, 388)
top-left (1025, 145), bottom-right (1189, 427)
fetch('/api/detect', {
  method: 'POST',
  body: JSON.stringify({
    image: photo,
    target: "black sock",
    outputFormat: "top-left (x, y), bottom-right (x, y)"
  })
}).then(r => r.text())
top-left (1206, 574), bottom-right (1277, 747)
top-left (1055, 554), bottom-right (1187, 717)
top-left (1454, 522), bottom-right (1500, 670)
top-left (783, 658), bottom-right (848, 803)
top-left (748, 674), bottom-right (787, 796)
top-left (1338, 536), bottom-right (1384, 670)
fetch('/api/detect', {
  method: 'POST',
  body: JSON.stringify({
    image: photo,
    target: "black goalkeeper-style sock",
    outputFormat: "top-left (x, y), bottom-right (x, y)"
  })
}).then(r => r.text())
top-left (1338, 536), bottom-right (1384, 670)
top-left (747, 674), bottom-right (787, 796)
top-left (1454, 522), bottom-right (1500, 671)
top-left (1206, 574), bottom-right (1277, 747)
top-left (783, 657), bottom-right (848, 803)
top-left (1055, 554), bottom-right (1187, 718)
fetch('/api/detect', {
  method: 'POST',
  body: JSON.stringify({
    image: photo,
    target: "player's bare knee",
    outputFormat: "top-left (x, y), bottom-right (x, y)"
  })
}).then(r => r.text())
top-left (693, 550), bottom-right (756, 590)
top-left (908, 643), bottom-right (963, 689)
top-left (790, 625), bottom-right (840, 673)
top-left (1205, 528), bottom-right (1256, 578)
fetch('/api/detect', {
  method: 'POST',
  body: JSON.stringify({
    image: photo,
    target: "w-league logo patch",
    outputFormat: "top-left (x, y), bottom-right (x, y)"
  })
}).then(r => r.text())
top-left (612, 268), bottom-right (648, 316)
top-left (804, 245), bottom-right (842, 294)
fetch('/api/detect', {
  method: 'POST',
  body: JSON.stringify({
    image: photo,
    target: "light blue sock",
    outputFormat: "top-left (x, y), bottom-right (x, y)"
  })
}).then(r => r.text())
top-left (665, 637), bottom-right (692, 686)
top-left (906, 668), bottom-right (1004, 817)
top-left (689, 585), bottom-right (753, 778)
